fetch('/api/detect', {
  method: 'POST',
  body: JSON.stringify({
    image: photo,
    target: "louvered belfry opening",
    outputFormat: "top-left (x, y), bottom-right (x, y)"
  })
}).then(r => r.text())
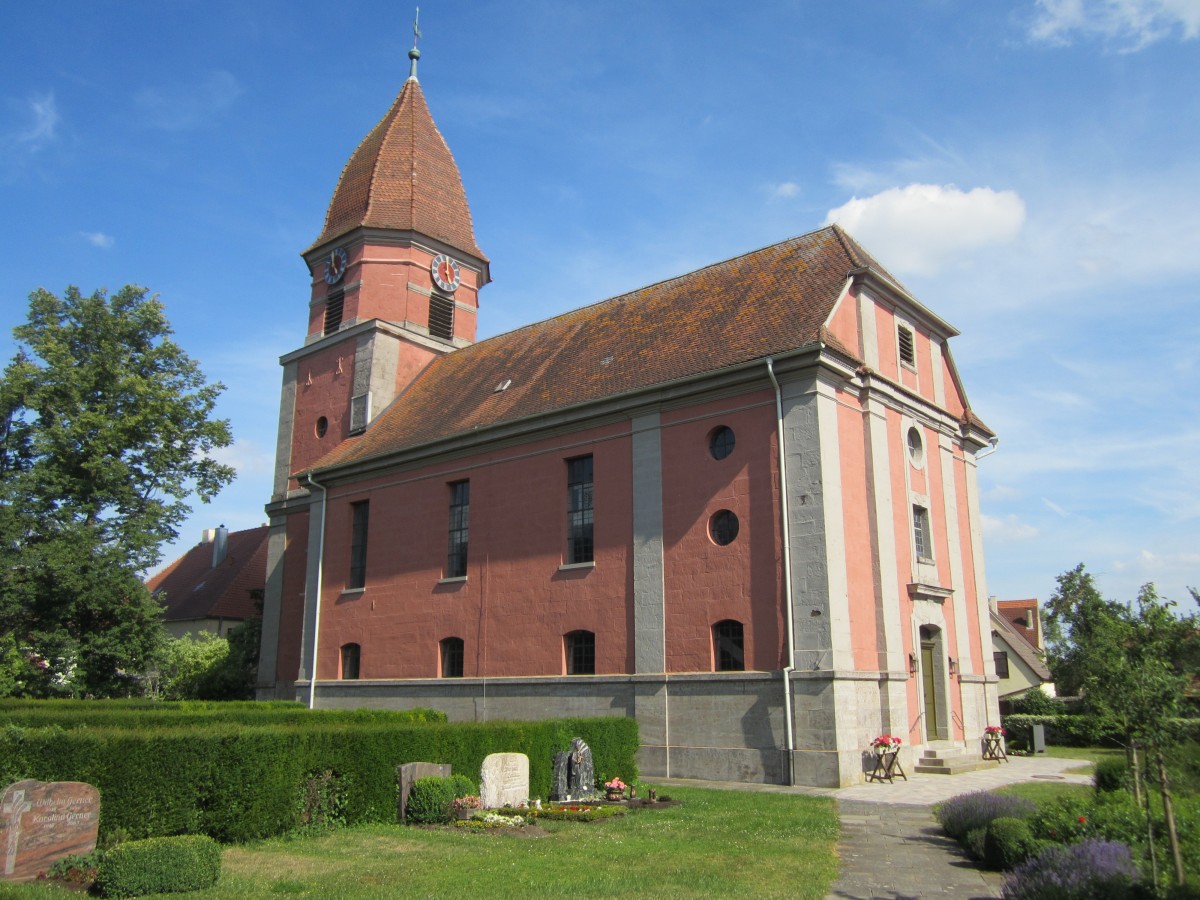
top-left (323, 289), bottom-right (345, 336)
top-left (428, 293), bottom-right (454, 340)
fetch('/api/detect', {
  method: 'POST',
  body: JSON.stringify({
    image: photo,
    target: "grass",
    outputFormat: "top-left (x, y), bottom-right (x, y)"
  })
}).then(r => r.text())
top-left (0, 785), bottom-right (840, 899)
top-left (992, 781), bottom-right (1092, 805)
top-left (1043, 744), bottom-right (1126, 775)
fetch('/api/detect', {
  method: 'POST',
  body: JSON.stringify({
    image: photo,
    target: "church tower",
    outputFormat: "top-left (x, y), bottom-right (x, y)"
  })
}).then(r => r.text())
top-left (258, 39), bottom-right (487, 698)
top-left (270, 41), bottom-right (489, 500)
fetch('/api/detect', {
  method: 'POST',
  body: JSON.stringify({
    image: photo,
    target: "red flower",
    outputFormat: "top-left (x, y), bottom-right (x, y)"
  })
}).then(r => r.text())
top-left (1078, 816), bottom-right (1087, 824)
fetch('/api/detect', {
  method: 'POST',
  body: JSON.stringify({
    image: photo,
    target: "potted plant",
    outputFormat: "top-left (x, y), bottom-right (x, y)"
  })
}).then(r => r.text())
top-left (604, 777), bottom-right (626, 801)
top-left (871, 734), bottom-right (902, 755)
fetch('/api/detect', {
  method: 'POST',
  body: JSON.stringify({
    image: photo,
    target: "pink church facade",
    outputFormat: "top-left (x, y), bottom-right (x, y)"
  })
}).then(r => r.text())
top-left (257, 58), bottom-right (1001, 787)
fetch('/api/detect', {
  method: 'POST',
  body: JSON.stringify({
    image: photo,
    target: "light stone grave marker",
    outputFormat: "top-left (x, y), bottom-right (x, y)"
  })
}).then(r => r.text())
top-left (0, 780), bottom-right (100, 882)
top-left (479, 753), bottom-right (528, 809)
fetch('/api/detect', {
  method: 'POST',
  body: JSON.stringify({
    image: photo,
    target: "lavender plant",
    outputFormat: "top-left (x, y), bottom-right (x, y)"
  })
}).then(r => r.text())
top-left (936, 791), bottom-right (1037, 841)
top-left (1001, 839), bottom-right (1139, 899)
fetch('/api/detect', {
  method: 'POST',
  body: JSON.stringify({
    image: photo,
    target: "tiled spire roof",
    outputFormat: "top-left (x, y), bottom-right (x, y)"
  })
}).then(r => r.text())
top-left (308, 78), bottom-right (486, 261)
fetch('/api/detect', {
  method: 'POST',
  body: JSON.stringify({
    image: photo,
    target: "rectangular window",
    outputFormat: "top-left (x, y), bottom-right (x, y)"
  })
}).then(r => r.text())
top-left (447, 480), bottom-right (469, 578)
top-left (912, 504), bottom-right (932, 560)
top-left (440, 637), bottom-right (464, 678)
top-left (340, 643), bottom-right (360, 680)
top-left (566, 631), bottom-right (595, 675)
top-left (348, 500), bottom-right (370, 589)
top-left (566, 456), bottom-right (594, 564)
top-left (994, 651), bottom-right (1010, 679)
top-left (897, 323), bottom-right (916, 367)
top-left (323, 289), bottom-right (344, 336)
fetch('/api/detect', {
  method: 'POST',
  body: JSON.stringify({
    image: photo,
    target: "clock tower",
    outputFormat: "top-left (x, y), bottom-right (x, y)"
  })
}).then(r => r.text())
top-left (270, 43), bottom-right (489, 501)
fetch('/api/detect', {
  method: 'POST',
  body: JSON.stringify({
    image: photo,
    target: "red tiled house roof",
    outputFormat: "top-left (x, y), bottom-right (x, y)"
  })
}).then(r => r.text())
top-left (305, 223), bottom-right (989, 476)
top-left (306, 78), bottom-right (486, 262)
top-left (147, 526), bottom-right (268, 624)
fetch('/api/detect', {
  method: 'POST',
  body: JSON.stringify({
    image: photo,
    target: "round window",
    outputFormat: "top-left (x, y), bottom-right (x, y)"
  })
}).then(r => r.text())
top-left (316, 416), bottom-right (329, 438)
top-left (906, 426), bottom-right (924, 468)
top-left (709, 425), bottom-right (735, 460)
top-left (709, 510), bottom-right (740, 546)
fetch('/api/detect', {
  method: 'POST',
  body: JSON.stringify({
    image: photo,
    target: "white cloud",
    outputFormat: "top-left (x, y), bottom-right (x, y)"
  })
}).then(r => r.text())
top-left (3, 91), bottom-right (59, 153)
top-left (1030, 0), bottom-right (1200, 51)
top-left (1042, 498), bottom-right (1070, 517)
top-left (823, 184), bottom-right (1026, 276)
top-left (135, 70), bottom-right (242, 131)
top-left (771, 181), bottom-right (801, 199)
top-left (983, 513), bottom-right (1040, 542)
top-left (81, 231), bottom-right (114, 249)
top-left (208, 439), bottom-right (272, 477)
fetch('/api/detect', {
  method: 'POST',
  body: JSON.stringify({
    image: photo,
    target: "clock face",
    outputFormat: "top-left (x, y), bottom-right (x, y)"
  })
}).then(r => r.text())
top-left (323, 247), bottom-right (348, 285)
top-left (431, 254), bottom-right (462, 292)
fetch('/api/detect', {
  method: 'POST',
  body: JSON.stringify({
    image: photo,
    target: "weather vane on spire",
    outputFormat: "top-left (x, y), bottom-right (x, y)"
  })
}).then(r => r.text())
top-left (408, 7), bottom-right (421, 81)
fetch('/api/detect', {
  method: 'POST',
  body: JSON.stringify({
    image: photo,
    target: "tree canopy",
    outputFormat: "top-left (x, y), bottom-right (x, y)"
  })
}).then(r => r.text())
top-left (0, 285), bottom-right (236, 695)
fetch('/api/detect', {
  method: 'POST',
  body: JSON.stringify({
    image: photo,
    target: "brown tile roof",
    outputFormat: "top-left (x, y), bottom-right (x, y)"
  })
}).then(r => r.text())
top-left (308, 225), bottom-right (882, 474)
top-left (991, 610), bottom-right (1052, 682)
top-left (307, 78), bottom-right (486, 261)
top-left (147, 526), bottom-right (268, 624)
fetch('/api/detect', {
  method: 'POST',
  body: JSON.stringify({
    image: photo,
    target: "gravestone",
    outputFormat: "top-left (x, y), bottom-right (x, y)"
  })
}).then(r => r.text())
top-left (479, 753), bottom-right (529, 809)
top-left (551, 737), bottom-right (599, 801)
top-left (0, 780), bottom-right (100, 882)
top-left (396, 762), bottom-right (451, 823)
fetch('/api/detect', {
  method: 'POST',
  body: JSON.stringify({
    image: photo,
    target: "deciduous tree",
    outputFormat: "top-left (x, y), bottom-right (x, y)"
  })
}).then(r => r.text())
top-left (0, 286), bottom-right (235, 696)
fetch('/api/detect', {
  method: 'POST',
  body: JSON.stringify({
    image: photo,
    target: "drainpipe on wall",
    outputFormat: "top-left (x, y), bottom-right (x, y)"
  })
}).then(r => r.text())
top-left (304, 473), bottom-right (328, 711)
top-left (766, 358), bottom-right (797, 785)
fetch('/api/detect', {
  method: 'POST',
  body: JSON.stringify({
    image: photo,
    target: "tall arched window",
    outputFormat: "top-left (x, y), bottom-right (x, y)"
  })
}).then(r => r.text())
top-left (712, 620), bottom-right (745, 672)
top-left (440, 637), bottom-right (464, 678)
top-left (564, 630), bottom-right (595, 675)
top-left (340, 643), bottom-right (361, 680)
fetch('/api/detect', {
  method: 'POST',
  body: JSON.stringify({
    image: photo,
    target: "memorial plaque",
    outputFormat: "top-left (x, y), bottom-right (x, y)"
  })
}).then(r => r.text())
top-left (396, 762), bottom-right (452, 822)
top-left (479, 753), bottom-right (529, 809)
top-left (0, 780), bottom-right (100, 882)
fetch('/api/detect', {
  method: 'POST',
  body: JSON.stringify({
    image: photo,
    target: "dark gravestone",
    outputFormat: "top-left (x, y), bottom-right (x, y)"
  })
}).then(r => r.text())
top-left (0, 780), bottom-right (100, 882)
top-left (396, 762), bottom-right (451, 823)
top-left (551, 737), bottom-right (599, 801)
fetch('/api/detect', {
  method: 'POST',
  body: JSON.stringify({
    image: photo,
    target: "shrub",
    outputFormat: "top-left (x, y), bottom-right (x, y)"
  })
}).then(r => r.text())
top-left (985, 817), bottom-right (1040, 871)
top-left (448, 773), bottom-right (476, 798)
top-left (94, 835), bottom-right (221, 897)
top-left (297, 768), bottom-right (348, 831)
top-left (965, 827), bottom-right (988, 861)
top-left (936, 791), bottom-right (1036, 841)
top-left (1032, 791), bottom-right (1145, 850)
top-left (1010, 690), bottom-right (1063, 716)
top-left (407, 776), bottom-right (457, 825)
top-left (1093, 755), bottom-right (1128, 793)
top-left (1001, 839), bottom-right (1139, 899)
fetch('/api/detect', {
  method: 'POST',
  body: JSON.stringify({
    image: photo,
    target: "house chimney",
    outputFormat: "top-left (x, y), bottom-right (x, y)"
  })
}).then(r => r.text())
top-left (212, 525), bottom-right (229, 568)
top-left (201, 528), bottom-right (216, 544)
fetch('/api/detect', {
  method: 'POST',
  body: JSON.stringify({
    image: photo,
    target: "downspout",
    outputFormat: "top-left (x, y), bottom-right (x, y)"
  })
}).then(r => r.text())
top-left (765, 358), bottom-right (797, 784)
top-left (975, 436), bottom-right (999, 461)
top-left (305, 473), bottom-right (328, 711)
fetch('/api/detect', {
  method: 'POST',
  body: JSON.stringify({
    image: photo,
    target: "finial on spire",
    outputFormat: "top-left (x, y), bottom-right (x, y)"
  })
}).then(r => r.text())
top-left (408, 7), bottom-right (421, 82)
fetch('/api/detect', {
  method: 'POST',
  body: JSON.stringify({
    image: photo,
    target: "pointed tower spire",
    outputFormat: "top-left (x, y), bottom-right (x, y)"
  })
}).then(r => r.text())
top-left (408, 8), bottom-right (421, 82)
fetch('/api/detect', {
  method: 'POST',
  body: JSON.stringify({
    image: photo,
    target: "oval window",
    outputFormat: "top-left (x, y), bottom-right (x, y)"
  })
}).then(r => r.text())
top-left (709, 510), bottom-right (740, 546)
top-left (906, 426), bottom-right (924, 468)
top-left (709, 425), bottom-right (735, 460)
top-left (316, 416), bottom-right (329, 438)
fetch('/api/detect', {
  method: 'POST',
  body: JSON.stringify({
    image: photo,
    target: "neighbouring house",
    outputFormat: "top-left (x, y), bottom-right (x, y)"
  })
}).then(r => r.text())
top-left (990, 597), bottom-right (1053, 703)
top-left (255, 47), bottom-right (1003, 788)
top-left (149, 525), bottom-right (268, 638)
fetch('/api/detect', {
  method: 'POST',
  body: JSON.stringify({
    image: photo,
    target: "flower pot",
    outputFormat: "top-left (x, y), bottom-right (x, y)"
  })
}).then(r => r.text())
top-left (605, 788), bottom-right (623, 801)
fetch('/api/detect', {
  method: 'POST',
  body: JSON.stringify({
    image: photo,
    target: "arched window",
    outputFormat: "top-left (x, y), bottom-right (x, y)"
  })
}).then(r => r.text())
top-left (440, 637), bottom-right (464, 678)
top-left (564, 630), bottom-right (595, 675)
top-left (713, 620), bottom-right (745, 672)
top-left (340, 643), bottom-right (360, 680)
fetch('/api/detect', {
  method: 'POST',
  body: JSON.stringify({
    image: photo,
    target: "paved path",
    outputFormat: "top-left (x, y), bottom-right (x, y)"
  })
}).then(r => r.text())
top-left (657, 756), bottom-right (1093, 900)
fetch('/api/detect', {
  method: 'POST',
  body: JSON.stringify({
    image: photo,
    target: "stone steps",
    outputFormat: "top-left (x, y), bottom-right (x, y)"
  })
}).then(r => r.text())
top-left (913, 747), bottom-right (1000, 776)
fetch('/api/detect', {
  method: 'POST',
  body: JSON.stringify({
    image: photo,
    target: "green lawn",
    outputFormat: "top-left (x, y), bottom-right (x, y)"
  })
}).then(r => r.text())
top-left (1044, 744), bottom-right (1126, 775)
top-left (0, 786), bottom-right (840, 899)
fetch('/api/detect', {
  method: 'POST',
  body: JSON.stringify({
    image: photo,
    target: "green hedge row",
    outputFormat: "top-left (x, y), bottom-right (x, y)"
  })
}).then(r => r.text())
top-left (0, 699), bottom-right (446, 730)
top-left (0, 716), bottom-right (638, 843)
top-left (95, 835), bottom-right (221, 898)
top-left (1002, 714), bottom-right (1200, 748)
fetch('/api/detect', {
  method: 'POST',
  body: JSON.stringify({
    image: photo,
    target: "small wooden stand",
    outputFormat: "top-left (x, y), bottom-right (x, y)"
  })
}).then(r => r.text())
top-left (983, 735), bottom-right (1008, 763)
top-left (866, 749), bottom-right (907, 784)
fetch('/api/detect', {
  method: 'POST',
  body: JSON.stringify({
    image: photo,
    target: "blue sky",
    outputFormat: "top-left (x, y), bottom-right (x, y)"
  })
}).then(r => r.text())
top-left (2, 1), bottom-right (1198, 610)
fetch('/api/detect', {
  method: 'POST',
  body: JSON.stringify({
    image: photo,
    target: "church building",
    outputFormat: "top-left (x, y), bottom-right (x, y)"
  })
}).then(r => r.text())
top-left (257, 46), bottom-right (1002, 788)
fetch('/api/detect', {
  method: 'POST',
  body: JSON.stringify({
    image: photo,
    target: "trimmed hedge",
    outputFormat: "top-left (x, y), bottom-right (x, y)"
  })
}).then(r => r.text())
top-left (94, 835), bottom-right (221, 897)
top-left (1002, 714), bottom-right (1200, 749)
top-left (0, 715), bottom-right (638, 843)
top-left (407, 776), bottom-right (457, 824)
top-left (0, 698), bottom-right (446, 731)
